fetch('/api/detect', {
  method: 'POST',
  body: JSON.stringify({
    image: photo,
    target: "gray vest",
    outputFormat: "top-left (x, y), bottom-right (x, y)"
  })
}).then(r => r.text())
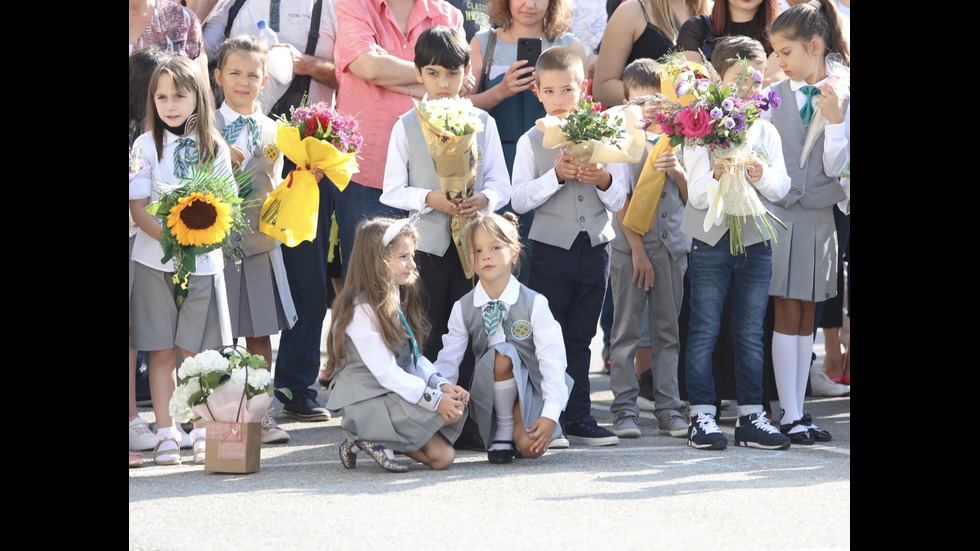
top-left (214, 110), bottom-right (282, 256)
top-left (523, 127), bottom-right (617, 249)
top-left (611, 143), bottom-right (692, 260)
top-left (770, 79), bottom-right (848, 211)
top-left (402, 108), bottom-right (488, 256)
top-left (460, 285), bottom-right (546, 390)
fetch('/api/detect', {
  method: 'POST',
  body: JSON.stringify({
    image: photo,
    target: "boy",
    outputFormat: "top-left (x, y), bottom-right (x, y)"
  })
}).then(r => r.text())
top-left (381, 26), bottom-right (510, 450)
top-left (607, 58), bottom-right (691, 439)
top-left (510, 46), bottom-right (630, 447)
top-left (680, 36), bottom-right (792, 450)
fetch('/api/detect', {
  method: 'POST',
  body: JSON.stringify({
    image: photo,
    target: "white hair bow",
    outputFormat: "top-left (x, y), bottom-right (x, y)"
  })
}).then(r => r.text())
top-left (382, 211), bottom-right (423, 247)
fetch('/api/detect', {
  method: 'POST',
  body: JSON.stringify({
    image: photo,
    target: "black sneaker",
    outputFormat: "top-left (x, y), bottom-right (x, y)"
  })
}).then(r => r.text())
top-left (735, 413), bottom-right (791, 450)
top-left (800, 413), bottom-right (832, 442)
top-left (565, 418), bottom-right (619, 446)
top-left (487, 441), bottom-right (514, 464)
top-left (688, 412), bottom-right (728, 450)
top-left (282, 394), bottom-right (331, 422)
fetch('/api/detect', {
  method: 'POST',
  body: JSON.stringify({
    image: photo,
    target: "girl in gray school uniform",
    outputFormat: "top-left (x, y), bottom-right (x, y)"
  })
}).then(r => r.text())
top-left (763, 1), bottom-right (850, 445)
top-left (325, 217), bottom-right (470, 473)
top-left (212, 34), bottom-right (298, 445)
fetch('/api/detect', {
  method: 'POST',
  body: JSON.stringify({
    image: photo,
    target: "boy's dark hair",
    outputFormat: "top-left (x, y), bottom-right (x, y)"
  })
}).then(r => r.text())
top-left (534, 46), bottom-right (584, 85)
top-left (709, 35), bottom-right (767, 77)
top-left (414, 26), bottom-right (470, 69)
top-left (622, 58), bottom-right (660, 100)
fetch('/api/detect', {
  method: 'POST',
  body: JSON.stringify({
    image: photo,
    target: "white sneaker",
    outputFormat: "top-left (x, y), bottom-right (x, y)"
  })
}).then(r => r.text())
top-left (174, 423), bottom-right (194, 449)
top-left (261, 410), bottom-right (290, 444)
top-left (810, 366), bottom-right (850, 397)
top-left (129, 417), bottom-right (157, 451)
top-left (548, 434), bottom-right (569, 449)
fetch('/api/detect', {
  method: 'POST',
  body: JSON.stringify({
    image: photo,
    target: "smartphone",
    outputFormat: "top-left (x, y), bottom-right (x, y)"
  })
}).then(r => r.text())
top-left (516, 37), bottom-right (542, 69)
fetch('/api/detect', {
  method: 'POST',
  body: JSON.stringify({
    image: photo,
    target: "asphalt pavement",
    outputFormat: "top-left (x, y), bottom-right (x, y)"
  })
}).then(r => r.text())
top-left (129, 319), bottom-right (850, 551)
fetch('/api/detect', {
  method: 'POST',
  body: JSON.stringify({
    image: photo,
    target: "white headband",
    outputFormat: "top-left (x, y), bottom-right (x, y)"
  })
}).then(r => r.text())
top-left (382, 211), bottom-right (423, 247)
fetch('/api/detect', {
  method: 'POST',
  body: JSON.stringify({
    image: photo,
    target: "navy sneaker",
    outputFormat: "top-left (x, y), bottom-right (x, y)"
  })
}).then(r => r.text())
top-left (282, 394), bottom-right (331, 422)
top-left (688, 412), bottom-right (728, 450)
top-left (735, 413), bottom-right (791, 450)
top-left (565, 418), bottom-right (619, 446)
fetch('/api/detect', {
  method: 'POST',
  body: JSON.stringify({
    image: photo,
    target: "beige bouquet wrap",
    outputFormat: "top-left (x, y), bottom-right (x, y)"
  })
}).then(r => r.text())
top-left (534, 104), bottom-right (646, 165)
top-left (414, 99), bottom-right (482, 278)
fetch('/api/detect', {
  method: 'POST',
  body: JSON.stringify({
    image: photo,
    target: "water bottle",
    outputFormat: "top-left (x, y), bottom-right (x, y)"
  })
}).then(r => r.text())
top-left (257, 20), bottom-right (293, 84)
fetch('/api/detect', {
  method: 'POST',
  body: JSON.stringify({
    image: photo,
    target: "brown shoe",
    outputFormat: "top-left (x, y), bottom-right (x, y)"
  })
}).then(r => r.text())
top-left (355, 440), bottom-right (409, 473)
top-left (339, 439), bottom-right (357, 469)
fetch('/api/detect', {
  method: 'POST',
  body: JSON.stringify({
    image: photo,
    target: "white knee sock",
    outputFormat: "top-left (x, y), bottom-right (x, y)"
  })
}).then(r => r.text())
top-left (772, 332), bottom-right (803, 431)
top-left (489, 378), bottom-right (518, 451)
top-left (797, 335), bottom-right (814, 420)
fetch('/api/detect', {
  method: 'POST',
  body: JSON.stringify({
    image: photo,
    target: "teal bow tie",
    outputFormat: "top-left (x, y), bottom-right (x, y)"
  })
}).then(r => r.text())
top-left (799, 85), bottom-right (821, 127)
top-left (483, 300), bottom-right (506, 337)
top-left (173, 137), bottom-right (199, 178)
top-left (222, 115), bottom-right (262, 156)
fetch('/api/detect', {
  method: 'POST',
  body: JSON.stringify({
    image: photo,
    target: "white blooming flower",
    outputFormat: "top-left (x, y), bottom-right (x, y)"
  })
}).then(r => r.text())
top-left (230, 367), bottom-right (271, 391)
top-left (421, 97), bottom-right (484, 136)
top-left (169, 377), bottom-right (201, 422)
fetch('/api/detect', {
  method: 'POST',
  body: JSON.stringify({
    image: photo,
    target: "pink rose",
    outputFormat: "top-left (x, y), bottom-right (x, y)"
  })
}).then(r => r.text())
top-left (675, 107), bottom-right (714, 139)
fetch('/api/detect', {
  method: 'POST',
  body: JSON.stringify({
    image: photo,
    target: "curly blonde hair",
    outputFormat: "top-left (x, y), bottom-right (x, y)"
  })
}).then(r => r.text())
top-left (487, 0), bottom-right (573, 43)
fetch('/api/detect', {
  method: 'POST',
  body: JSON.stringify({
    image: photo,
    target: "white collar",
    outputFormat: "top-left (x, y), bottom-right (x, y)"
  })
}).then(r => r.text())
top-left (790, 77), bottom-right (829, 92)
top-left (472, 276), bottom-right (520, 308)
top-left (219, 102), bottom-right (259, 124)
top-left (163, 129), bottom-right (194, 147)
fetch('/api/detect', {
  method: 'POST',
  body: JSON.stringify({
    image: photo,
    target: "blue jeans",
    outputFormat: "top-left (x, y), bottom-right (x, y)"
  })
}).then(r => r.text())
top-left (329, 180), bottom-right (405, 281)
top-left (274, 174), bottom-right (336, 404)
top-left (684, 235), bottom-right (772, 408)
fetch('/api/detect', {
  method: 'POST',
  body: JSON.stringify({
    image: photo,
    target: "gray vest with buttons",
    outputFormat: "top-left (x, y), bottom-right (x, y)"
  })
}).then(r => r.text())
top-left (402, 108), bottom-right (488, 256)
top-left (770, 79), bottom-right (848, 211)
top-left (523, 127), bottom-right (617, 249)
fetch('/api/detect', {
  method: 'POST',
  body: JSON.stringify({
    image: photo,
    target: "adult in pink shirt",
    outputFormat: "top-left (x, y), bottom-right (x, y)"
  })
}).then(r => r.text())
top-left (332, 0), bottom-right (465, 280)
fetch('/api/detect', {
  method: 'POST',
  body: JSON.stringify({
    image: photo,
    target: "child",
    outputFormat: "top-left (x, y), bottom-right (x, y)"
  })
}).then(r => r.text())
top-left (510, 46), bottom-right (630, 447)
top-left (607, 58), bottom-right (691, 439)
top-left (680, 35), bottom-right (792, 450)
top-left (764, 0), bottom-right (850, 445)
top-left (433, 212), bottom-right (573, 463)
top-left (380, 25), bottom-right (510, 396)
top-left (129, 56), bottom-right (235, 465)
top-left (324, 217), bottom-right (470, 472)
top-left (212, 34), bottom-right (298, 445)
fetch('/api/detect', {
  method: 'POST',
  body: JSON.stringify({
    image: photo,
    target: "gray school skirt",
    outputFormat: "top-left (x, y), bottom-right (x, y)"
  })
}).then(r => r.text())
top-left (768, 203), bottom-right (838, 302)
top-left (223, 247), bottom-right (298, 339)
top-left (130, 262), bottom-right (232, 353)
top-left (129, 235), bottom-right (136, 327)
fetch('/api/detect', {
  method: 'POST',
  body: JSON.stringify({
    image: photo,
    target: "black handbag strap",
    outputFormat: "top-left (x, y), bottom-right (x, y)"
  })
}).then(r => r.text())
top-left (479, 29), bottom-right (497, 93)
top-left (269, 0), bottom-right (323, 118)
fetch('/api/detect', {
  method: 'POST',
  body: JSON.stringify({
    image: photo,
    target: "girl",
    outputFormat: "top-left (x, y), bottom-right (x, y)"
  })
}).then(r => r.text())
top-left (433, 212), bottom-right (573, 463)
top-left (130, 55), bottom-right (234, 465)
top-left (763, 0), bottom-right (849, 445)
top-left (212, 34), bottom-right (297, 445)
top-left (324, 217), bottom-right (470, 473)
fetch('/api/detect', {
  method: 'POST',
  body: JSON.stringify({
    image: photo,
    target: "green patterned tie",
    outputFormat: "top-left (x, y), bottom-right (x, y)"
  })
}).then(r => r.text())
top-left (173, 137), bottom-right (199, 178)
top-left (222, 116), bottom-right (262, 156)
top-left (799, 85), bottom-right (821, 127)
top-left (483, 300), bottom-right (505, 338)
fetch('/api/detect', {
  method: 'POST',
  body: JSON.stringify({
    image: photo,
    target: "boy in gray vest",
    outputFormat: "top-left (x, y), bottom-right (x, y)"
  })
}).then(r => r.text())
top-left (381, 26), bottom-right (510, 450)
top-left (510, 46), bottom-right (630, 446)
top-left (607, 58), bottom-right (691, 440)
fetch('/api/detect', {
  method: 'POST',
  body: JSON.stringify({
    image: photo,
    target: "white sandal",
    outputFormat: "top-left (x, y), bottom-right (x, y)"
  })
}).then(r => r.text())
top-left (191, 428), bottom-right (207, 465)
top-left (153, 436), bottom-right (182, 465)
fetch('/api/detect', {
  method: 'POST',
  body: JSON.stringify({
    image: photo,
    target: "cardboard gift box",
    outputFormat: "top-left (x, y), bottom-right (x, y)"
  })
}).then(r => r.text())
top-left (204, 421), bottom-right (262, 474)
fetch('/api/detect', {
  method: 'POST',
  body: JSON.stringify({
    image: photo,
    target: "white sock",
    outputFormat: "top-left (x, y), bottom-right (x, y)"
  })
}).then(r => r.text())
top-left (190, 427), bottom-right (207, 453)
top-left (796, 335), bottom-right (813, 420)
top-left (772, 332), bottom-right (802, 429)
top-left (156, 426), bottom-right (181, 455)
top-left (489, 378), bottom-right (518, 451)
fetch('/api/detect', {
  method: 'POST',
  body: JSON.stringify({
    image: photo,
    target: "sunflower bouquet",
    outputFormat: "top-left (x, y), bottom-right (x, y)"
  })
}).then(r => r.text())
top-left (535, 95), bottom-right (645, 165)
top-left (261, 94), bottom-right (363, 246)
top-left (414, 97), bottom-right (485, 278)
top-left (145, 162), bottom-right (248, 308)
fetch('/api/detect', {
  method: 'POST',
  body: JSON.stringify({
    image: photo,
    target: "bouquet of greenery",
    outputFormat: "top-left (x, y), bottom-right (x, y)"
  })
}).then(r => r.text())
top-left (144, 162), bottom-right (249, 308)
top-left (535, 95), bottom-right (645, 165)
top-left (169, 347), bottom-right (292, 424)
top-left (414, 97), bottom-right (485, 278)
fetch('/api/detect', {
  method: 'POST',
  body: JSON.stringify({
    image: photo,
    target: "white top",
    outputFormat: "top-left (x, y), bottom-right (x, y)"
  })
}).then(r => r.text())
top-left (433, 276), bottom-right (569, 423)
top-left (218, 102), bottom-right (264, 166)
top-left (347, 301), bottom-right (443, 404)
top-left (380, 98), bottom-right (511, 215)
top-left (509, 132), bottom-right (629, 214)
top-left (685, 120), bottom-right (792, 210)
top-left (203, 0), bottom-right (339, 108)
top-left (761, 77), bottom-right (850, 214)
top-left (129, 131), bottom-right (234, 275)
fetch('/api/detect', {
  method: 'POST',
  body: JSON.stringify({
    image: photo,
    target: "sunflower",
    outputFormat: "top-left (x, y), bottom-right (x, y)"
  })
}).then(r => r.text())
top-left (167, 191), bottom-right (233, 247)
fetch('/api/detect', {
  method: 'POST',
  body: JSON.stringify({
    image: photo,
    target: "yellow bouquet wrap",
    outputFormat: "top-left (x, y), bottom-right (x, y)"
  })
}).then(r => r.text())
top-left (259, 124), bottom-right (359, 247)
top-left (621, 136), bottom-right (676, 235)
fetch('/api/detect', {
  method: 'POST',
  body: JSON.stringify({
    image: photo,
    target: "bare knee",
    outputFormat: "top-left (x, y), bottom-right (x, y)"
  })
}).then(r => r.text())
top-left (428, 445), bottom-right (456, 470)
top-left (493, 351), bottom-right (514, 381)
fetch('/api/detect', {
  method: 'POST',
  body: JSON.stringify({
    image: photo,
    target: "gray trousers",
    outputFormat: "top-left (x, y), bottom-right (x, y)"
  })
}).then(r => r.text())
top-left (608, 245), bottom-right (687, 420)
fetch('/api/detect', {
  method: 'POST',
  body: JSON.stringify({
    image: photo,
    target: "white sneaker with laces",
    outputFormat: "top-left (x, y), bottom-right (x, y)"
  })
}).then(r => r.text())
top-left (548, 435), bottom-right (569, 449)
top-left (809, 366), bottom-right (850, 397)
top-left (261, 410), bottom-right (291, 444)
top-left (129, 417), bottom-right (157, 451)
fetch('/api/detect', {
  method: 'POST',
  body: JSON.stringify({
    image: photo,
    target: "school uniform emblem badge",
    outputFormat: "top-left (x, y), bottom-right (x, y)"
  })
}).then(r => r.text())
top-left (752, 146), bottom-right (769, 166)
top-left (476, 144), bottom-right (484, 166)
top-left (510, 320), bottom-right (532, 340)
top-left (264, 144), bottom-right (280, 163)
